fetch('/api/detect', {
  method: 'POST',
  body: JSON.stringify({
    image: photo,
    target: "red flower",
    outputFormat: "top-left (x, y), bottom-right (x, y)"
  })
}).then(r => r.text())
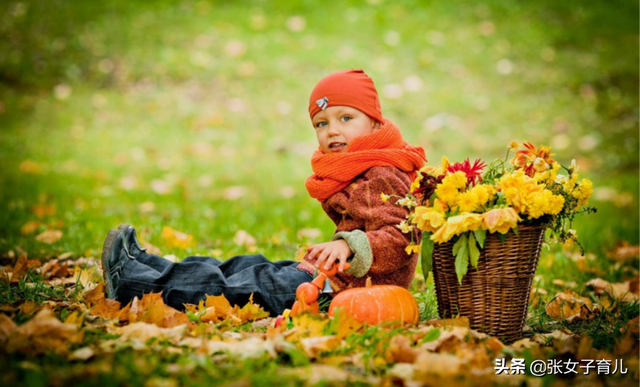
top-left (447, 158), bottom-right (487, 186)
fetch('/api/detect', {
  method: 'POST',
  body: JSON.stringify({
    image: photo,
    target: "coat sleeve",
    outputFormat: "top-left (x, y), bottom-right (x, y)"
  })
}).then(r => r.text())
top-left (333, 167), bottom-right (419, 277)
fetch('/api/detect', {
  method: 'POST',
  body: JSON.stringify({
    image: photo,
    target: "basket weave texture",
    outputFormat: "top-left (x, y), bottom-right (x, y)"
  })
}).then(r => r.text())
top-left (432, 224), bottom-right (545, 343)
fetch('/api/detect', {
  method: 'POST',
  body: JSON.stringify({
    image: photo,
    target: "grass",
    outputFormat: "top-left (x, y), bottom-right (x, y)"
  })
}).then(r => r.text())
top-left (0, 0), bottom-right (638, 386)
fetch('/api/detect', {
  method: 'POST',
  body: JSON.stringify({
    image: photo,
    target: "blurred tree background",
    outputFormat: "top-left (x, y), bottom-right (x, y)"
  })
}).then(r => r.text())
top-left (0, 0), bottom-right (637, 270)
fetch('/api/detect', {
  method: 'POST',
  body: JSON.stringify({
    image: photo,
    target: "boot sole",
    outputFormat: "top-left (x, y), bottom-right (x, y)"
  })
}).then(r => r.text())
top-left (101, 223), bottom-right (130, 298)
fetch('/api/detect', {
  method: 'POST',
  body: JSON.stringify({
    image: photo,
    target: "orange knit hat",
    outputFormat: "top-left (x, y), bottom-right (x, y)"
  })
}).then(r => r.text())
top-left (308, 69), bottom-right (384, 123)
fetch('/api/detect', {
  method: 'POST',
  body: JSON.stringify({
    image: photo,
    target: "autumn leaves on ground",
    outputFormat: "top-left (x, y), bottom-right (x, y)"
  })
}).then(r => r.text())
top-left (1, 236), bottom-right (638, 386)
top-left (1, 1), bottom-right (638, 386)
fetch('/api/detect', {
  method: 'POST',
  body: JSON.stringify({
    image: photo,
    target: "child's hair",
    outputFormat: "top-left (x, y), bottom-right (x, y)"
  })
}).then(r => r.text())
top-left (308, 69), bottom-right (384, 123)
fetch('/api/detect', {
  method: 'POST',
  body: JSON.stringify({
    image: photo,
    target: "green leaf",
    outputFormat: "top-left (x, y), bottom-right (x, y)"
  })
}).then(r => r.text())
top-left (468, 232), bottom-right (480, 268)
top-left (420, 328), bottom-right (441, 343)
top-left (454, 240), bottom-right (469, 285)
top-left (473, 228), bottom-right (486, 249)
top-left (452, 234), bottom-right (467, 256)
top-left (420, 231), bottom-right (434, 279)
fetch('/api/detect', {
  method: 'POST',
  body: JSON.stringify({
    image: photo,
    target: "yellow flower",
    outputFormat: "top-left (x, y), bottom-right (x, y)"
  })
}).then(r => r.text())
top-left (528, 190), bottom-right (565, 218)
top-left (481, 207), bottom-right (521, 234)
top-left (412, 206), bottom-right (446, 232)
top-left (380, 193), bottom-right (390, 202)
top-left (433, 198), bottom-right (449, 213)
top-left (396, 221), bottom-right (414, 234)
top-left (397, 197), bottom-right (417, 208)
top-left (446, 171), bottom-right (468, 189)
top-left (405, 244), bottom-right (421, 255)
top-left (456, 189), bottom-right (480, 213)
top-left (435, 183), bottom-right (459, 207)
top-left (419, 165), bottom-right (437, 175)
top-left (533, 157), bottom-right (549, 173)
top-left (498, 170), bottom-right (544, 214)
top-left (431, 213), bottom-right (483, 243)
top-left (535, 162), bottom-right (561, 185)
top-left (409, 175), bottom-right (421, 194)
top-left (509, 141), bottom-right (519, 151)
top-left (572, 178), bottom-right (593, 207)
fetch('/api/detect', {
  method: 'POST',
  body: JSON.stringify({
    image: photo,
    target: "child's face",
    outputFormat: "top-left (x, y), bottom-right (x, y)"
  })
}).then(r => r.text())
top-left (312, 106), bottom-right (379, 154)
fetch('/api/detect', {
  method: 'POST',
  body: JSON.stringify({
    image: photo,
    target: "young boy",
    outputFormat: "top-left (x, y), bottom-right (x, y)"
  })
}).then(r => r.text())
top-left (101, 69), bottom-right (427, 315)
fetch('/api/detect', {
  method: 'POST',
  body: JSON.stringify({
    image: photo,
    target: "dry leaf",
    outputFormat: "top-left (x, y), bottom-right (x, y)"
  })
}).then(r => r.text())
top-left (20, 221), bottom-right (42, 235)
top-left (385, 335), bottom-right (417, 363)
top-left (544, 290), bottom-right (593, 321)
top-left (117, 322), bottom-right (187, 343)
top-left (32, 204), bottom-right (56, 218)
top-left (127, 293), bottom-right (189, 328)
top-left (0, 314), bottom-right (17, 344)
top-left (300, 335), bottom-right (340, 358)
top-left (233, 230), bottom-right (256, 247)
top-left (586, 278), bottom-right (639, 302)
top-left (161, 226), bottom-right (195, 249)
top-left (19, 300), bottom-right (40, 316)
top-left (35, 229), bottom-right (63, 244)
top-left (7, 308), bottom-right (83, 355)
top-left (607, 242), bottom-right (640, 262)
top-left (10, 255), bottom-right (29, 283)
top-left (90, 297), bottom-right (122, 319)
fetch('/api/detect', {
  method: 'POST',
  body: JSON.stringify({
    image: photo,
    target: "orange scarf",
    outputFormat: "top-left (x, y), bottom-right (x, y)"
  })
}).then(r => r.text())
top-left (305, 119), bottom-right (427, 202)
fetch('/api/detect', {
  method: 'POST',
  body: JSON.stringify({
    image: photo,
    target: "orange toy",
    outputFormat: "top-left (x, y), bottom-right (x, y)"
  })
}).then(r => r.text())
top-left (289, 262), bottom-right (350, 317)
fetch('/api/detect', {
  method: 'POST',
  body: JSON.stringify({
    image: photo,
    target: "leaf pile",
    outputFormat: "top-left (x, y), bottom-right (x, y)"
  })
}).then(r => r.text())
top-left (0, 251), bottom-right (638, 387)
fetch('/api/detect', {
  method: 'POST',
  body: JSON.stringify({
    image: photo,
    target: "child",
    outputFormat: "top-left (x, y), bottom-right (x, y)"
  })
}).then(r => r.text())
top-left (101, 69), bottom-right (427, 316)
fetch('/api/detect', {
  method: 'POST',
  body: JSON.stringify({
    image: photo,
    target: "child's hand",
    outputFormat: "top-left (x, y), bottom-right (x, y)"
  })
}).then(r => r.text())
top-left (306, 240), bottom-right (352, 273)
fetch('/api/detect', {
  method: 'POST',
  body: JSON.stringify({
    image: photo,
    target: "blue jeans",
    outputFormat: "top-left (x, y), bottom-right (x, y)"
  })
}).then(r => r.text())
top-left (116, 252), bottom-right (313, 316)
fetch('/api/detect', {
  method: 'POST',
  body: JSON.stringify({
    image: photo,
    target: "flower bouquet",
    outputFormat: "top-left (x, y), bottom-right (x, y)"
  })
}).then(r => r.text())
top-left (387, 141), bottom-right (596, 340)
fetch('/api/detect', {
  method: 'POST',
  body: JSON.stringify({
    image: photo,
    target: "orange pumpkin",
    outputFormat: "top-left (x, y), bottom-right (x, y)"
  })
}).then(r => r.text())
top-left (328, 278), bottom-right (419, 325)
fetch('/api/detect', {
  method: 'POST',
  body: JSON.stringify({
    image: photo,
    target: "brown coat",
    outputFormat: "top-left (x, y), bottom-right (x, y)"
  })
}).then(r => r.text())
top-left (298, 166), bottom-right (419, 293)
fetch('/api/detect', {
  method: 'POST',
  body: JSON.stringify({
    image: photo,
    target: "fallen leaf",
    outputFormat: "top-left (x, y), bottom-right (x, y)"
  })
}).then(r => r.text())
top-left (20, 221), bottom-right (42, 235)
top-left (117, 322), bottom-right (187, 343)
top-left (90, 297), bottom-right (122, 320)
top-left (10, 255), bottom-right (29, 283)
top-left (289, 313), bottom-right (330, 341)
top-left (624, 316), bottom-right (639, 335)
top-left (19, 300), bottom-right (40, 316)
top-left (385, 335), bottom-right (417, 363)
top-left (607, 242), bottom-right (640, 262)
top-left (0, 314), bottom-right (17, 344)
top-left (544, 290), bottom-right (594, 321)
top-left (7, 308), bottom-right (83, 355)
top-left (69, 347), bottom-right (95, 361)
top-left (161, 226), bottom-right (195, 249)
top-left (127, 293), bottom-right (189, 328)
top-left (533, 329), bottom-right (577, 353)
top-left (223, 186), bottom-right (247, 200)
top-left (35, 229), bottom-right (63, 244)
top-left (586, 278), bottom-right (639, 302)
top-left (419, 326), bottom-right (470, 352)
top-left (233, 230), bottom-right (256, 247)
top-left (427, 316), bottom-right (469, 328)
top-left (63, 311), bottom-right (85, 328)
top-left (32, 204), bottom-right (56, 218)
top-left (300, 335), bottom-right (340, 358)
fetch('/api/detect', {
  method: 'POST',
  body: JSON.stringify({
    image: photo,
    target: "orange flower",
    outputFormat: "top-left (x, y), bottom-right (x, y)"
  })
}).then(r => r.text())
top-left (510, 142), bottom-right (555, 176)
top-left (431, 213), bottom-right (482, 243)
top-left (481, 207), bottom-right (521, 234)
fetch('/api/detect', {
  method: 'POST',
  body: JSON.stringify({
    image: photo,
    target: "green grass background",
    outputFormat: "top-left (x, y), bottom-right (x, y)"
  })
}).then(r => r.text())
top-left (0, 0), bottom-right (638, 288)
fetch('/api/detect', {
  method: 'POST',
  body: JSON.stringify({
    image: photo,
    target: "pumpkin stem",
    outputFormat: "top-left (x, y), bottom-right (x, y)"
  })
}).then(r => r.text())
top-left (365, 277), bottom-right (372, 288)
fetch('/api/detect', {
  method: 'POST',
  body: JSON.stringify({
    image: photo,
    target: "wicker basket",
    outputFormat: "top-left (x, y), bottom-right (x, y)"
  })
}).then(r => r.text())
top-left (432, 224), bottom-right (545, 343)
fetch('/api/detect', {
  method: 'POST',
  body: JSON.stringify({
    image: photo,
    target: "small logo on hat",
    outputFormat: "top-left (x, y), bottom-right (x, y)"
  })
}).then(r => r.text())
top-left (315, 97), bottom-right (329, 111)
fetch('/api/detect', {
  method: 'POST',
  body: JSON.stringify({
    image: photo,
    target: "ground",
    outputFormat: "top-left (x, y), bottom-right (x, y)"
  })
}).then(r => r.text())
top-left (0, 1), bottom-right (638, 386)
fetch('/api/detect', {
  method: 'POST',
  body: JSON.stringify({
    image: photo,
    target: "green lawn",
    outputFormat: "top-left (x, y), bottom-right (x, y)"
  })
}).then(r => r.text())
top-left (0, 0), bottom-right (638, 386)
